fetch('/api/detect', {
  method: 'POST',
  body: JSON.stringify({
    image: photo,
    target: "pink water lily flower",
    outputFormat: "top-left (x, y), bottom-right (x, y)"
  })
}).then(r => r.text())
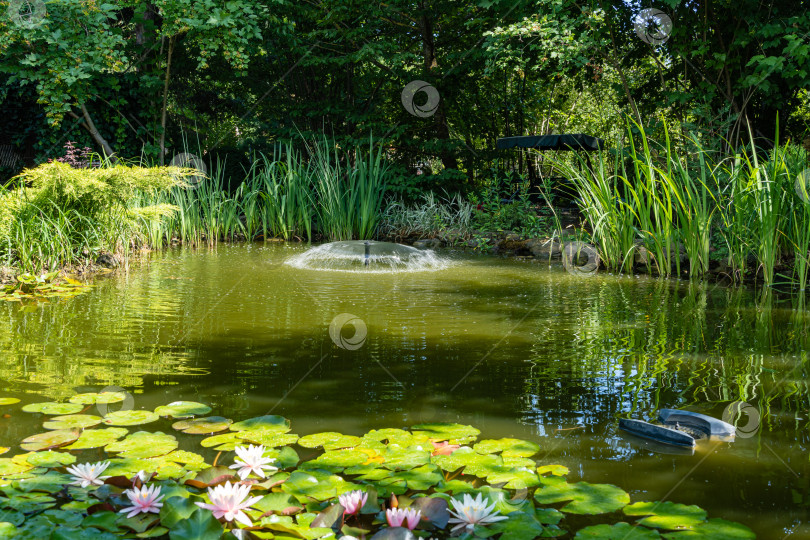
top-left (386, 507), bottom-right (421, 530)
top-left (195, 481), bottom-right (263, 527)
top-left (119, 484), bottom-right (164, 518)
top-left (66, 461), bottom-right (110, 488)
top-left (338, 490), bottom-right (368, 515)
top-left (230, 444), bottom-right (278, 480)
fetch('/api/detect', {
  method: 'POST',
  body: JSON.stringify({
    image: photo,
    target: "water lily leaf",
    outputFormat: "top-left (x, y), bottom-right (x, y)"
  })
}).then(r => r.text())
top-left (105, 431), bottom-right (178, 458)
top-left (624, 501), bottom-right (708, 530)
top-left (161, 450), bottom-right (206, 466)
top-left (362, 428), bottom-right (422, 447)
top-left (575, 522), bottom-right (662, 539)
top-left (253, 492), bottom-right (300, 514)
top-left (310, 503), bottom-right (343, 529)
top-left (490, 510), bottom-right (546, 540)
top-left (230, 415), bottom-right (291, 433)
top-left (486, 467), bottom-right (541, 489)
top-left (474, 438), bottom-right (540, 458)
top-left (13, 471), bottom-right (73, 493)
top-left (268, 446), bottom-right (300, 469)
top-left (22, 402), bottom-right (83, 415)
top-left (102, 410), bottom-right (159, 426)
top-left (435, 479), bottom-right (478, 495)
top-left (154, 401), bottom-right (212, 419)
top-left (43, 414), bottom-right (102, 430)
top-left (660, 519), bottom-right (755, 539)
top-left (104, 457), bottom-right (155, 478)
top-left (535, 507), bottom-right (564, 525)
top-left (281, 470), bottom-right (363, 503)
top-left (538, 464), bottom-right (570, 477)
top-left (410, 495), bottom-right (449, 528)
top-left (298, 432), bottom-right (362, 450)
top-left (0, 458), bottom-right (33, 475)
top-left (0, 398), bottom-right (20, 406)
top-left (69, 392), bottom-right (126, 405)
top-left (411, 423), bottom-right (480, 444)
top-left (159, 496), bottom-right (198, 529)
top-left (370, 527), bottom-right (416, 540)
top-left (172, 416), bottom-right (232, 435)
top-left (534, 476), bottom-right (630, 514)
top-left (301, 449), bottom-right (368, 472)
top-left (82, 512), bottom-right (122, 534)
top-left (432, 446), bottom-right (499, 475)
top-left (0, 447), bottom-right (8, 455)
top-left (118, 512), bottom-right (159, 533)
top-left (380, 444), bottom-right (431, 471)
top-left (64, 428), bottom-right (129, 450)
top-left (24, 451), bottom-right (76, 468)
top-left (396, 464), bottom-right (443, 491)
top-left (200, 432), bottom-right (241, 451)
top-left (2, 492), bottom-right (55, 513)
top-left (20, 429), bottom-right (80, 451)
top-left (167, 507), bottom-right (224, 539)
top-left (236, 430), bottom-right (300, 448)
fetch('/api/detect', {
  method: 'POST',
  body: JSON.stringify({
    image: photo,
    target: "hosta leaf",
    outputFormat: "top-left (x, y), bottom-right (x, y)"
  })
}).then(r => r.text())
top-left (575, 522), bottom-right (662, 539)
top-left (105, 431), bottom-right (178, 458)
top-left (22, 402), bottom-right (83, 415)
top-left (102, 410), bottom-right (159, 426)
top-left (68, 392), bottom-right (126, 405)
top-left (43, 414), bottom-right (102, 430)
top-left (154, 401), bottom-right (211, 419)
top-left (20, 430), bottom-right (79, 451)
top-left (624, 501), bottom-right (708, 530)
top-left (64, 428), bottom-right (128, 450)
top-left (172, 416), bottom-right (232, 435)
top-left (474, 438), bottom-right (540, 458)
top-left (230, 415), bottom-right (290, 433)
top-left (534, 477), bottom-right (630, 514)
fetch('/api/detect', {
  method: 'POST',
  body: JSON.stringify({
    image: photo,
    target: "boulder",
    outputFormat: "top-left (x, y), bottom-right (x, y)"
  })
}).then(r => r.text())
top-left (526, 238), bottom-right (562, 259)
top-left (95, 253), bottom-right (118, 268)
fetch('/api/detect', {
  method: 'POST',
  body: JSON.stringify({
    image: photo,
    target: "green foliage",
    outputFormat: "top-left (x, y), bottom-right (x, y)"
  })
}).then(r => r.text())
top-left (0, 397), bottom-right (756, 539)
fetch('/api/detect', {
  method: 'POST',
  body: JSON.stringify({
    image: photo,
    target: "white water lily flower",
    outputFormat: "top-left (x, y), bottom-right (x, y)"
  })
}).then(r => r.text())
top-left (195, 481), bottom-right (263, 527)
top-left (66, 461), bottom-right (111, 488)
top-left (229, 444), bottom-right (277, 480)
top-left (447, 493), bottom-right (507, 534)
top-left (119, 483), bottom-right (164, 518)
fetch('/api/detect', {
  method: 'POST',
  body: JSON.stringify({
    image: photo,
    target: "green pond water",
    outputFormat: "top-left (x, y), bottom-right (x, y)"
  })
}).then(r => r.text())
top-left (1, 243), bottom-right (809, 537)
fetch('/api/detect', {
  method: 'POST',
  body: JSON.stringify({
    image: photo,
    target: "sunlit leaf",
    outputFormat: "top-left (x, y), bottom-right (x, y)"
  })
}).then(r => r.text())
top-left (68, 392), bottom-right (126, 405)
top-left (624, 501), bottom-right (708, 530)
top-left (20, 430), bottom-right (80, 451)
top-left (105, 431), bottom-right (178, 458)
top-left (154, 401), bottom-right (212, 419)
top-left (22, 402), bottom-right (84, 415)
top-left (102, 410), bottom-right (159, 427)
top-left (43, 414), bottom-right (102, 430)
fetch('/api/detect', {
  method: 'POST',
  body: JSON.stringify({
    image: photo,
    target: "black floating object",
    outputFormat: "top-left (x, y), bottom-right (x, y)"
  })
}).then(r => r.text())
top-left (364, 241), bottom-right (371, 266)
top-left (619, 418), bottom-right (696, 448)
top-left (658, 409), bottom-right (736, 441)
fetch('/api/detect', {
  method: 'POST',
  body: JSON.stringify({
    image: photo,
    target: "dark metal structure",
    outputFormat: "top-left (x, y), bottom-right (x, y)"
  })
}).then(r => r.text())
top-left (496, 133), bottom-right (605, 152)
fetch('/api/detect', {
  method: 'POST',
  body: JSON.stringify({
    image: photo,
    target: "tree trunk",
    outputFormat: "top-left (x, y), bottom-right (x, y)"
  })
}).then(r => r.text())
top-left (73, 104), bottom-right (116, 161)
top-left (159, 36), bottom-right (174, 165)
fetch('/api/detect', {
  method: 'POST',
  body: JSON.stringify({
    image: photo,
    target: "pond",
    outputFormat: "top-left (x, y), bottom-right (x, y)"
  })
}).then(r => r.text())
top-left (1, 243), bottom-right (808, 537)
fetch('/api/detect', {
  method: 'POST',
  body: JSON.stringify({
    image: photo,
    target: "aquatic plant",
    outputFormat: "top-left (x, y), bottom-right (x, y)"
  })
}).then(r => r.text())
top-left (0, 395), bottom-right (756, 539)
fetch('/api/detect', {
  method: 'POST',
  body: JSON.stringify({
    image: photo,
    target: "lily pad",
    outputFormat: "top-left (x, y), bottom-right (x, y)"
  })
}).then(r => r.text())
top-left (172, 416), bottom-right (232, 435)
top-left (298, 432), bottom-right (362, 450)
top-left (300, 449), bottom-right (369, 472)
top-left (24, 451), bottom-right (77, 468)
top-left (576, 522), bottom-right (662, 539)
top-left (411, 423), bottom-right (480, 444)
top-left (105, 431), bottom-right (178, 458)
top-left (0, 397), bottom-right (20, 406)
top-left (22, 402), bottom-right (84, 415)
top-left (474, 438), bottom-right (540, 458)
top-left (68, 392), bottom-right (126, 405)
top-left (200, 432), bottom-right (242, 451)
top-left (102, 410), bottom-right (159, 426)
top-left (538, 464), bottom-right (570, 477)
top-left (661, 519), bottom-right (755, 539)
top-left (42, 414), bottom-right (102, 430)
top-left (20, 430), bottom-right (80, 451)
top-left (281, 469), bottom-right (362, 503)
top-left (64, 428), bottom-right (129, 450)
top-left (236, 430), bottom-right (300, 448)
top-left (230, 415), bottom-right (291, 433)
top-left (0, 458), bottom-right (34, 475)
top-left (380, 445), bottom-right (431, 471)
top-left (534, 477), bottom-right (630, 514)
top-left (624, 501), bottom-right (708, 530)
top-left (154, 401), bottom-right (212, 418)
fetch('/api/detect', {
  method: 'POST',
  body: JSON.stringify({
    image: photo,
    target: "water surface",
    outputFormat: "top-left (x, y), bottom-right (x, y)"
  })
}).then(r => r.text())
top-left (1, 243), bottom-right (808, 537)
